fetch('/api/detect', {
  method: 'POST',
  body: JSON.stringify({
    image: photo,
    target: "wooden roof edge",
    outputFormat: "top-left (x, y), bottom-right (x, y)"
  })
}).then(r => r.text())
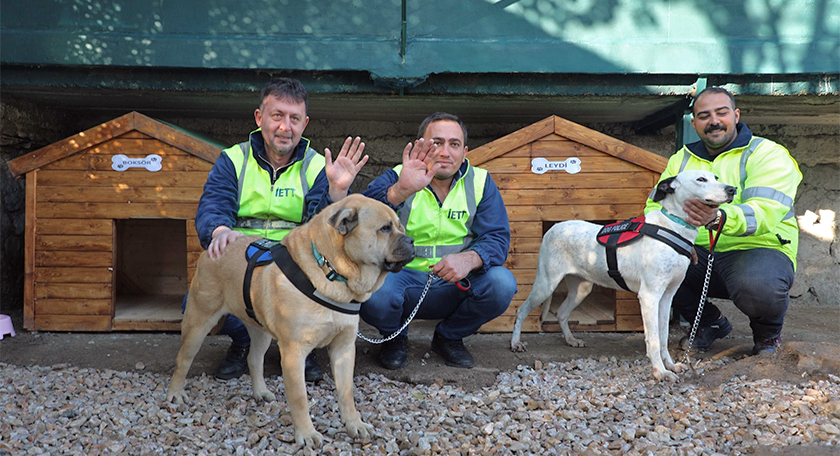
top-left (132, 112), bottom-right (224, 163)
top-left (467, 116), bottom-right (555, 166)
top-left (554, 116), bottom-right (669, 173)
top-left (7, 112), bottom-right (137, 177)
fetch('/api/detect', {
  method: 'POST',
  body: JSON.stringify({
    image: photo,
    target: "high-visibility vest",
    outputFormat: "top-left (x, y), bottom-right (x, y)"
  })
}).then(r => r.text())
top-left (646, 136), bottom-right (801, 268)
top-left (225, 134), bottom-right (324, 241)
top-left (395, 161), bottom-right (488, 271)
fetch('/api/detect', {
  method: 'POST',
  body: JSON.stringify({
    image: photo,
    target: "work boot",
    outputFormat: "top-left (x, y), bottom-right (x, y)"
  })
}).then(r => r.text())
top-left (431, 332), bottom-right (475, 368)
top-left (752, 336), bottom-right (781, 356)
top-left (679, 316), bottom-right (732, 352)
top-left (304, 351), bottom-right (324, 382)
top-left (378, 334), bottom-right (408, 370)
top-left (215, 343), bottom-right (249, 380)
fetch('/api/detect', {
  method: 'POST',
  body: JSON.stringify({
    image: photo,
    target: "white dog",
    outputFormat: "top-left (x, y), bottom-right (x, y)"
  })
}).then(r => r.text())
top-left (510, 170), bottom-right (736, 382)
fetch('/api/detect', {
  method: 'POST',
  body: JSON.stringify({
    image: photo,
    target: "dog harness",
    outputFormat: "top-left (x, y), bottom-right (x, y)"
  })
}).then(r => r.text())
top-left (596, 217), bottom-right (694, 291)
top-left (242, 238), bottom-right (361, 326)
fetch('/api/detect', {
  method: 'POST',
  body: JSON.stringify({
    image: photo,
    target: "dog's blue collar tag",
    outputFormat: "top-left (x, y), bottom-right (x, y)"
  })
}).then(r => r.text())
top-left (661, 209), bottom-right (697, 230)
top-left (312, 243), bottom-right (348, 283)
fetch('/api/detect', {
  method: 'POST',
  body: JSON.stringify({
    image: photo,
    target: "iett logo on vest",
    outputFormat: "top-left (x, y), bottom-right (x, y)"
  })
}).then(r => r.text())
top-left (448, 210), bottom-right (467, 220)
top-left (275, 188), bottom-right (296, 197)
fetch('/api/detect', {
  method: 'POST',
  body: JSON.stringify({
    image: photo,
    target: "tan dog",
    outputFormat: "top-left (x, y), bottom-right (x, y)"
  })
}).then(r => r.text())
top-left (166, 194), bottom-right (415, 447)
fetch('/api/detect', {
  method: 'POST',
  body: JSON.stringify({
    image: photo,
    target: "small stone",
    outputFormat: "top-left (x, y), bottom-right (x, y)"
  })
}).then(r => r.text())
top-left (820, 424), bottom-right (840, 435)
top-left (622, 428), bottom-right (636, 441)
top-left (135, 362), bottom-right (145, 370)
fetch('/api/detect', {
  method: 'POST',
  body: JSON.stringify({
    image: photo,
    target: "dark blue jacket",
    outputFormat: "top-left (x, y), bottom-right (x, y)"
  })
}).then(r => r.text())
top-left (195, 130), bottom-right (332, 249)
top-left (362, 161), bottom-right (511, 273)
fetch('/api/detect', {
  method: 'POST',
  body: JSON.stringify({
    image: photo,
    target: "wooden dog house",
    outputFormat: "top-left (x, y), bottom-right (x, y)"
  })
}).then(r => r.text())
top-left (8, 112), bottom-right (224, 332)
top-left (470, 115), bottom-right (668, 334)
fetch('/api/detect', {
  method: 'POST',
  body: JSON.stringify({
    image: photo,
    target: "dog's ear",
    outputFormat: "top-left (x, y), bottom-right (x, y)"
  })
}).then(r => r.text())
top-left (329, 207), bottom-right (359, 235)
top-left (652, 177), bottom-right (677, 202)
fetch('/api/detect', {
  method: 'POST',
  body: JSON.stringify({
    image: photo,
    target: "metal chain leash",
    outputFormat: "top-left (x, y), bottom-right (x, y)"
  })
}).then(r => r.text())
top-left (680, 252), bottom-right (715, 365)
top-left (356, 272), bottom-right (435, 344)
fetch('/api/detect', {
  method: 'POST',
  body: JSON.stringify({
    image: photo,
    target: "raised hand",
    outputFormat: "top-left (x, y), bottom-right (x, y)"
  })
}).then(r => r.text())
top-left (387, 138), bottom-right (442, 205)
top-left (325, 136), bottom-right (369, 201)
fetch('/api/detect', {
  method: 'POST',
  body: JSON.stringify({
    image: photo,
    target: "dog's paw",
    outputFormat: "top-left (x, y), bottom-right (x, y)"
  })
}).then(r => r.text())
top-left (346, 420), bottom-right (375, 440)
top-left (565, 337), bottom-right (587, 348)
top-left (671, 362), bottom-right (688, 373)
top-left (510, 340), bottom-right (528, 352)
top-left (296, 429), bottom-right (324, 448)
top-left (653, 368), bottom-right (680, 383)
top-left (252, 390), bottom-right (276, 402)
top-left (166, 390), bottom-right (188, 404)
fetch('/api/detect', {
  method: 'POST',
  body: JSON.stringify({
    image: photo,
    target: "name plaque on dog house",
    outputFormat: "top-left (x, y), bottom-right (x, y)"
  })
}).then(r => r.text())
top-left (467, 115), bottom-right (668, 334)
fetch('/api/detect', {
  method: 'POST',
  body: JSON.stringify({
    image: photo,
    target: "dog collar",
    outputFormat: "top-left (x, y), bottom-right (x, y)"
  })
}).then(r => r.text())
top-left (312, 243), bottom-right (348, 283)
top-left (661, 209), bottom-right (697, 230)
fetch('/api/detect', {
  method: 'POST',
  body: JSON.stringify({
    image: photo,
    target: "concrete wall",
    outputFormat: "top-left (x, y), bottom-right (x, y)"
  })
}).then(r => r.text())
top-left (1, 98), bottom-right (837, 319)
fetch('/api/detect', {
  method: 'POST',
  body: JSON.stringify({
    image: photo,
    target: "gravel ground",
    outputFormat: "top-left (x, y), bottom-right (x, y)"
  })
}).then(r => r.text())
top-left (3, 356), bottom-right (840, 455)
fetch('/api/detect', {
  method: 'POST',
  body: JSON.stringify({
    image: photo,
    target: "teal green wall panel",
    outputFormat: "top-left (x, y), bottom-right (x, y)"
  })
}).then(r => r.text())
top-left (2, 0), bottom-right (838, 78)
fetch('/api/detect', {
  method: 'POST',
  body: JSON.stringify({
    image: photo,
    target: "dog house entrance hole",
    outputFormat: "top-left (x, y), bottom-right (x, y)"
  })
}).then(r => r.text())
top-left (539, 220), bottom-right (618, 331)
top-left (114, 219), bottom-right (186, 330)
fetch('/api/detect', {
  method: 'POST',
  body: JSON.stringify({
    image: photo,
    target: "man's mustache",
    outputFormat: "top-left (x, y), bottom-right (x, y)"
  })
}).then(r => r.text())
top-left (705, 124), bottom-right (726, 133)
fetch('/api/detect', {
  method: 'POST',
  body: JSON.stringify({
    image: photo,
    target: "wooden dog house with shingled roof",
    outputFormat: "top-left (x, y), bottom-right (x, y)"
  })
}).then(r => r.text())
top-left (8, 112), bottom-right (225, 332)
top-left (469, 115), bottom-right (668, 334)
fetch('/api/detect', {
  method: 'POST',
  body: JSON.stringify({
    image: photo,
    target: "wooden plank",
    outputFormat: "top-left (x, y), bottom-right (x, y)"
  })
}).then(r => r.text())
top-left (33, 315), bottom-right (112, 332)
top-left (615, 299), bottom-right (642, 316)
top-left (546, 322), bottom-right (618, 332)
top-left (187, 234), bottom-right (202, 251)
top-left (480, 314), bottom-right (540, 333)
top-left (36, 235), bottom-right (113, 251)
top-left (187, 251), bottom-right (203, 266)
top-left (500, 187), bottom-right (651, 206)
top-left (554, 116), bottom-right (668, 173)
top-left (37, 202), bottom-right (199, 220)
top-left (507, 204), bottom-right (644, 223)
top-left (42, 141), bottom-right (213, 172)
top-left (7, 113), bottom-right (135, 177)
top-left (494, 172), bottom-right (659, 191)
top-left (504, 252), bottom-right (539, 270)
top-left (35, 299), bottom-right (111, 315)
top-left (509, 221), bottom-right (543, 238)
top-left (36, 218), bottom-right (113, 236)
top-left (481, 156), bottom-right (649, 174)
top-left (616, 315), bottom-right (644, 331)
top-left (133, 112), bottom-right (222, 163)
top-left (500, 140), bottom-right (606, 158)
top-left (35, 283), bottom-right (112, 300)
top-left (112, 320), bottom-right (181, 331)
top-left (36, 169), bottom-right (210, 188)
top-left (616, 290), bottom-right (637, 299)
top-left (468, 116), bottom-right (554, 166)
top-left (35, 267), bottom-right (112, 283)
top-left (509, 237), bottom-right (542, 254)
top-left (24, 172), bottom-right (37, 330)
top-left (117, 131), bottom-right (153, 139)
top-left (36, 251), bottom-right (112, 267)
top-left (37, 186), bottom-right (203, 204)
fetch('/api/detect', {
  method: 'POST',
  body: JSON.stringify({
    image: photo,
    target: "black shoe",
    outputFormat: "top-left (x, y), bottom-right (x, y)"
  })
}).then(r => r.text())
top-left (215, 343), bottom-right (249, 380)
top-left (679, 316), bottom-right (733, 352)
top-left (752, 336), bottom-right (781, 356)
top-left (304, 351), bottom-right (324, 382)
top-left (378, 334), bottom-right (408, 370)
top-left (431, 332), bottom-right (474, 368)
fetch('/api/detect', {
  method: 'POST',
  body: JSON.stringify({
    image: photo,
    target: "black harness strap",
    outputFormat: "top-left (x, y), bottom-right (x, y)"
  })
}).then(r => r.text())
top-left (242, 238), bottom-right (361, 325)
top-left (597, 218), bottom-right (694, 292)
top-left (243, 238), bottom-right (281, 326)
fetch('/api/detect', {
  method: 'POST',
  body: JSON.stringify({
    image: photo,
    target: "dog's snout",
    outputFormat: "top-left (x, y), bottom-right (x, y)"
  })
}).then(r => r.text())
top-left (725, 186), bottom-right (736, 196)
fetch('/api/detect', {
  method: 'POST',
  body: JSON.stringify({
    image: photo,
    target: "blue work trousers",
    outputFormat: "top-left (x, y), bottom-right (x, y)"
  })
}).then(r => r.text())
top-left (673, 247), bottom-right (795, 341)
top-left (360, 266), bottom-right (517, 340)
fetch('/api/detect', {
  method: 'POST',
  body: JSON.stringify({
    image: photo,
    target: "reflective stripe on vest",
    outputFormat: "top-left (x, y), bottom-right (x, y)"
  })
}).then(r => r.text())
top-left (227, 139), bottom-right (323, 240)
top-left (398, 164), bottom-right (487, 271)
